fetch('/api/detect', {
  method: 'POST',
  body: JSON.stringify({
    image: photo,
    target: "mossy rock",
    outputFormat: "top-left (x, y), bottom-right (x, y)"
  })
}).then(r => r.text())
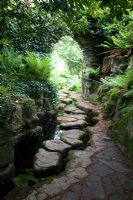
top-left (110, 111), bottom-right (133, 159)
top-left (0, 126), bottom-right (13, 145)
top-left (22, 98), bottom-right (36, 125)
top-left (12, 104), bottom-right (24, 133)
top-left (0, 141), bottom-right (14, 168)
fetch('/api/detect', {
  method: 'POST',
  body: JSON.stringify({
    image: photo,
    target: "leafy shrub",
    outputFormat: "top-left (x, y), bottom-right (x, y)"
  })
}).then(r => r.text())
top-left (101, 12), bottom-right (133, 50)
top-left (101, 69), bottom-right (133, 88)
top-left (51, 36), bottom-right (83, 75)
top-left (110, 111), bottom-right (133, 159)
top-left (0, 46), bottom-right (24, 74)
top-left (67, 75), bottom-right (81, 92)
top-left (0, 1), bottom-right (71, 54)
top-left (0, 94), bottom-right (15, 124)
top-left (85, 67), bottom-right (100, 79)
top-left (24, 52), bottom-right (53, 81)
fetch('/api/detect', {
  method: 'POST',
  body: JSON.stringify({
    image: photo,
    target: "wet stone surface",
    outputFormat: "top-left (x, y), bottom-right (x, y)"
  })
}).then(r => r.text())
top-left (60, 120), bottom-right (87, 130)
top-left (33, 148), bottom-right (61, 178)
top-left (3, 91), bottom-right (133, 200)
top-left (60, 129), bottom-right (85, 148)
top-left (64, 106), bottom-right (86, 115)
top-left (43, 140), bottom-right (71, 153)
top-left (60, 98), bottom-right (72, 105)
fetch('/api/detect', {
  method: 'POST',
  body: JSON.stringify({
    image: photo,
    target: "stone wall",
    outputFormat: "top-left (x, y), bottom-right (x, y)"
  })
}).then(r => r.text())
top-left (0, 95), bottom-right (56, 196)
top-left (75, 34), bottom-right (103, 99)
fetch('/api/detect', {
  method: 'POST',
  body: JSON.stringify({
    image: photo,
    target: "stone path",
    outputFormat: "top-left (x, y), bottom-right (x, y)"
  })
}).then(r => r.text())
top-left (3, 90), bottom-right (133, 200)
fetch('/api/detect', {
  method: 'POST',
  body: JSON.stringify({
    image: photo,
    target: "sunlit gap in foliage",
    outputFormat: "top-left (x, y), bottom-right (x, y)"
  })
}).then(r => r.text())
top-left (50, 36), bottom-right (83, 92)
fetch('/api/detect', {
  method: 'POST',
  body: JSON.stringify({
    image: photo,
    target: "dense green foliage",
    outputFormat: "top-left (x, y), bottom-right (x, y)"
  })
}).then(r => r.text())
top-left (24, 52), bottom-right (52, 80)
top-left (97, 67), bottom-right (133, 158)
top-left (52, 36), bottom-right (83, 75)
top-left (0, 46), bottom-right (57, 125)
top-left (40, 0), bottom-right (133, 19)
top-left (0, 1), bottom-right (71, 53)
top-left (50, 36), bottom-right (83, 91)
top-left (0, 0), bottom-right (133, 160)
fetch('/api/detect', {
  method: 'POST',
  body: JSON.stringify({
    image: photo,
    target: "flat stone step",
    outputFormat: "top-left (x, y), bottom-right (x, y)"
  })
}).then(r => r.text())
top-left (58, 114), bottom-right (86, 123)
top-left (33, 148), bottom-right (61, 178)
top-left (60, 98), bottom-right (72, 105)
top-left (58, 116), bottom-right (77, 123)
top-left (60, 120), bottom-right (87, 130)
top-left (77, 101), bottom-right (99, 116)
top-left (59, 93), bottom-right (68, 98)
top-left (60, 129), bottom-right (85, 148)
top-left (71, 109), bottom-right (86, 115)
top-left (59, 90), bottom-right (70, 95)
top-left (70, 92), bottom-right (82, 101)
top-left (64, 106), bottom-right (86, 115)
top-left (57, 103), bottom-right (66, 110)
top-left (43, 140), bottom-right (71, 153)
top-left (68, 114), bottom-right (86, 121)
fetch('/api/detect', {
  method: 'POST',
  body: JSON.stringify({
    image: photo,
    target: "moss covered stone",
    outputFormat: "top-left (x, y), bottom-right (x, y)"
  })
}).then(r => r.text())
top-left (110, 111), bottom-right (133, 159)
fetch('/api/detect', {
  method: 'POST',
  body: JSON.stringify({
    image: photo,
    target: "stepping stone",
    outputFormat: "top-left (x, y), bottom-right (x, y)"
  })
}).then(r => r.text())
top-left (77, 101), bottom-right (99, 116)
top-left (64, 106), bottom-right (86, 115)
top-left (57, 103), bottom-right (66, 110)
top-left (60, 120), bottom-right (87, 130)
top-left (57, 116), bottom-right (78, 123)
top-left (68, 114), bottom-right (86, 121)
top-left (59, 93), bottom-right (68, 98)
top-left (60, 129), bottom-right (84, 147)
top-left (59, 90), bottom-right (69, 95)
top-left (60, 98), bottom-right (72, 105)
top-left (43, 140), bottom-right (71, 153)
top-left (33, 148), bottom-right (61, 177)
top-left (59, 114), bottom-right (86, 123)
top-left (70, 92), bottom-right (82, 101)
top-left (72, 109), bottom-right (86, 115)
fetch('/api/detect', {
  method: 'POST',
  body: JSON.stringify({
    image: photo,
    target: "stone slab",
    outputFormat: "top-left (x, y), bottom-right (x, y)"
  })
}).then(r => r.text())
top-left (59, 116), bottom-right (77, 123)
top-left (60, 120), bottom-right (87, 130)
top-left (77, 101), bottom-right (99, 116)
top-left (59, 114), bottom-right (86, 124)
top-left (43, 140), bottom-right (71, 153)
top-left (33, 148), bottom-right (61, 177)
top-left (57, 103), bottom-right (66, 110)
top-left (60, 98), bottom-right (72, 105)
top-left (60, 130), bottom-right (84, 147)
top-left (68, 114), bottom-right (86, 121)
top-left (64, 106), bottom-right (86, 115)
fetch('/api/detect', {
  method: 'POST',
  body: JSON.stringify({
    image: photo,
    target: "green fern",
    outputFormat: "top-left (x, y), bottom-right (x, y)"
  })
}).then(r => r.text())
top-left (124, 89), bottom-right (133, 97)
top-left (121, 106), bottom-right (133, 114)
top-left (86, 67), bottom-right (100, 76)
top-left (0, 46), bottom-right (23, 73)
top-left (101, 69), bottom-right (133, 88)
top-left (24, 52), bottom-right (52, 81)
